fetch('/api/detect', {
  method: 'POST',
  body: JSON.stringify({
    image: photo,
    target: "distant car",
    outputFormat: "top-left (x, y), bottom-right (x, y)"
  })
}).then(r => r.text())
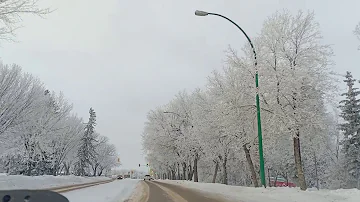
top-left (144, 175), bottom-right (152, 181)
top-left (117, 175), bottom-right (123, 180)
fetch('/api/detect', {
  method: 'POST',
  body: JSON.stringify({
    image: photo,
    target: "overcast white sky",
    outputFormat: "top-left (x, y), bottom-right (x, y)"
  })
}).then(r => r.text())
top-left (1, 0), bottom-right (359, 171)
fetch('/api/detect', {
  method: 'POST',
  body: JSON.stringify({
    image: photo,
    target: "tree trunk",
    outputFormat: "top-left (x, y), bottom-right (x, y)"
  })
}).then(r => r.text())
top-left (58, 165), bottom-right (64, 176)
top-left (243, 144), bottom-right (259, 187)
top-left (26, 161), bottom-right (32, 176)
top-left (63, 163), bottom-right (70, 175)
top-left (177, 163), bottom-right (181, 180)
top-left (182, 162), bottom-right (187, 180)
top-left (52, 168), bottom-right (57, 176)
top-left (93, 166), bottom-right (97, 176)
top-left (268, 168), bottom-right (271, 187)
top-left (212, 160), bottom-right (219, 183)
top-left (222, 154), bottom-right (228, 185)
top-left (293, 132), bottom-right (307, 190)
top-left (193, 154), bottom-right (199, 182)
top-left (98, 167), bottom-right (104, 176)
top-left (171, 169), bottom-right (176, 180)
top-left (52, 164), bottom-right (57, 176)
top-left (188, 164), bottom-right (193, 180)
top-left (314, 152), bottom-right (319, 190)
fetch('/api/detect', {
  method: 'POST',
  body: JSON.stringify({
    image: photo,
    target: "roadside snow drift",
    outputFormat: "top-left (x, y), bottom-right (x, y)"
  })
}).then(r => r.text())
top-left (162, 180), bottom-right (360, 202)
top-left (0, 174), bottom-right (110, 190)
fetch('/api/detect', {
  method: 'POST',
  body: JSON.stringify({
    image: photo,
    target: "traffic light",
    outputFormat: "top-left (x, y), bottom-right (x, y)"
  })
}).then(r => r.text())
top-left (139, 164), bottom-right (140, 167)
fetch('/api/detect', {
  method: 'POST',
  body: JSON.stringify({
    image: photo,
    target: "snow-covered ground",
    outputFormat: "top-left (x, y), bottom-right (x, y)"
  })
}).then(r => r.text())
top-left (0, 174), bottom-right (110, 190)
top-left (62, 179), bottom-right (139, 202)
top-left (162, 180), bottom-right (360, 202)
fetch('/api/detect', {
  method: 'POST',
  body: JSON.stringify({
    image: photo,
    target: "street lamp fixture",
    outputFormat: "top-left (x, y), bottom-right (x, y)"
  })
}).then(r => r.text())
top-left (195, 10), bottom-right (209, 16)
top-left (195, 10), bottom-right (266, 188)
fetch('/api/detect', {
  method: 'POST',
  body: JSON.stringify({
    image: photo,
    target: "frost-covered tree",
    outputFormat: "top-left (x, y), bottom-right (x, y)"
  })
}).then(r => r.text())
top-left (166, 92), bottom-right (201, 182)
top-left (0, 64), bottom-right (44, 136)
top-left (142, 108), bottom-right (181, 180)
top-left (18, 91), bottom-right (74, 176)
top-left (0, 64), bottom-right (118, 176)
top-left (89, 136), bottom-right (118, 176)
top-left (142, 10), bottom-right (337, 191)
top-left (142, 91), bottom-right (204, 182)
top-left (339, 71), bottom-right (360, 188)
top-left (96, 142), bottom-right (118, 176)
top-left (255, 10), bottom-right (334, 190)
top-left (191, 68), bottom-right (259, 186)
top-left (75, 108), bottom-right (97, 176)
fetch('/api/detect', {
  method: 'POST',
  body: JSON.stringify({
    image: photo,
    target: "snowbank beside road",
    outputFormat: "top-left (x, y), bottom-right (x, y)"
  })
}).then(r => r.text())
top-left (0, 174), bottom-right (110, 190)
top-left (161, 180), bottom-right (360, 202)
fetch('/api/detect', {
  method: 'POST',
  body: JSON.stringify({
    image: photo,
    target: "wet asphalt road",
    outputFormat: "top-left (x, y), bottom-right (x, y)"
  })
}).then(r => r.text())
top-left (144, 181), bottom-right (227, 202)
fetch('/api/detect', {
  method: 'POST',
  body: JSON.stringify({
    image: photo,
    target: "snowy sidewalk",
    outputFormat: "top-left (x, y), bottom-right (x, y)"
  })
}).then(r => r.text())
top-left (0, 174), bottom-right (110, 190)
top-left (161, 180), bottom-right (360, 202)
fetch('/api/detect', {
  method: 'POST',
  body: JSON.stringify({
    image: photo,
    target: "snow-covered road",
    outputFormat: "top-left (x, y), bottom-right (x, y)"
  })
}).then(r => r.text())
top-left (62, 179), bottom-right (139, 202)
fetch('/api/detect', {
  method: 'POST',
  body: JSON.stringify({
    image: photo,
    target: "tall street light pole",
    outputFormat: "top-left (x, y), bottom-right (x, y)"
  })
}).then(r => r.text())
top-left (195, 10), bottom-right (266, 187)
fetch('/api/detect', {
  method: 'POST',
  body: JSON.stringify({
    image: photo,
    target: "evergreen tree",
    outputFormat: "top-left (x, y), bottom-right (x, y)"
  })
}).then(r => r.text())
top-left (339, 71), bottom-right (360, 188)
top-left (76, 108), bottom-right (97, 176)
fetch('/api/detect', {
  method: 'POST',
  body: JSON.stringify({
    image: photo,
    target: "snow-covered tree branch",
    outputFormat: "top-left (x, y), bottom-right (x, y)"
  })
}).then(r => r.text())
top-left (0, 0), bottom-right (51, 41)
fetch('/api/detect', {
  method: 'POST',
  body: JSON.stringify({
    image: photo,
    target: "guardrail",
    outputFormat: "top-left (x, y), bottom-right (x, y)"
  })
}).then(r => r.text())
top-left (41, 178), bottom-right (116, 193)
